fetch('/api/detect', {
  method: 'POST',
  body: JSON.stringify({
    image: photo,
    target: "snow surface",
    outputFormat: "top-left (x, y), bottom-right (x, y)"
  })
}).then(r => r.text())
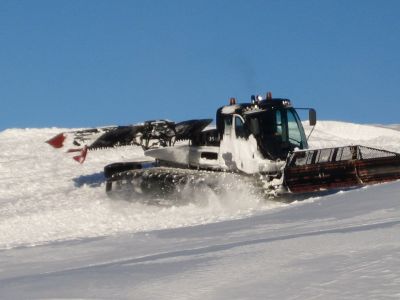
top-left (0, 121), bottom-right (400, 299)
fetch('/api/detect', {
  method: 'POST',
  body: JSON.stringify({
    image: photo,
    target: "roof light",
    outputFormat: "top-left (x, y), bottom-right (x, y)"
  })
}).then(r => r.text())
top-left (229, 97), bottom-right (236, 105)
top-left (266, 92), bottom-right (272, 100)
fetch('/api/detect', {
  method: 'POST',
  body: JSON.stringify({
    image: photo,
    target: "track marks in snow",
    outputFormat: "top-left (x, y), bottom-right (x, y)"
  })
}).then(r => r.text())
top-left (4, 216), bottom-right (399, 280)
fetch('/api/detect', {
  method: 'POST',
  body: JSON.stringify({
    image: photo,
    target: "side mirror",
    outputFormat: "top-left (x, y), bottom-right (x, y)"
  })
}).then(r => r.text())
top-left (309, 109), bottom-right (317, 126)
top-left (249, 118), bottom-right (260, 136)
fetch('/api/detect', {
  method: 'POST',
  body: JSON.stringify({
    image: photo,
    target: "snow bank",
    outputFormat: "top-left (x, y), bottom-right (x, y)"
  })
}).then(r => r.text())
top-left (0, 121), bottom-right (400, 299)
top-left (0, 128), bottom-right (279, 249)
top-left (1, 122), bottom-right (399, 249)
top-left (304, 121), bottom-right (400, 152)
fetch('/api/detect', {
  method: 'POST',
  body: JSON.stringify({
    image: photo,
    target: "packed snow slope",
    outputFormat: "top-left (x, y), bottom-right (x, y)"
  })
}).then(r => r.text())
top-left (0, 121), bottom-right (400, 299)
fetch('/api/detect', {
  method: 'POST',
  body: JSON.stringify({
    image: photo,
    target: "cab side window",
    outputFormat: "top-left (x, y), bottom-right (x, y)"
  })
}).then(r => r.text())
top-left (275, 110), bottom-right (283, 136)
top-left (224, 116), bottom-right (232, 136)
top-left (235, 116), bottom-right (247, 139)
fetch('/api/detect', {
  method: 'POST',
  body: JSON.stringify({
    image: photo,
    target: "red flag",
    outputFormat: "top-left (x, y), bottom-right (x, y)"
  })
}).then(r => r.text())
top-left (72, 146), bottom-right (88, 164)
top-left (46, 133), bottom-right (66, 148)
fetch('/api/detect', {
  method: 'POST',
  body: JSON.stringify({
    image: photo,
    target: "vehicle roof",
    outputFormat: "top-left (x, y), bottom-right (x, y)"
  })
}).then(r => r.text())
top-left (219, 98), bottom-right (292, 116)
top-left (215, 98), bottom-right (293, 134)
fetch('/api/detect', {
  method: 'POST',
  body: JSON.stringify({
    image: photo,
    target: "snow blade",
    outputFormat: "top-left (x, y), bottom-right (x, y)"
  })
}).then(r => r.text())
top-left (46, 119), bottom-right (213, 164)
top-left (285, 145), bottom-right (400, 193)
top-left (46, 119), bottom-right (212, 151)
top-left (89, 126), bottom-right (144, 149)
top-left (46, 133), bottom-right (66, 148)
top-left (175, 119), bottom-right (213, 140)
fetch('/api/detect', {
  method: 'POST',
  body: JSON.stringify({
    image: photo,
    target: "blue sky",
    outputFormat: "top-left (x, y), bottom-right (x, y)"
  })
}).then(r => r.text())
top-left (1, 0), bottom-right (399, 130)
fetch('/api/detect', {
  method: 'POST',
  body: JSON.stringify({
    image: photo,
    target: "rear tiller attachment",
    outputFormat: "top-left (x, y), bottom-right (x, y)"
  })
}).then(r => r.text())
top-left (284, 145), bottom-right (400, 193)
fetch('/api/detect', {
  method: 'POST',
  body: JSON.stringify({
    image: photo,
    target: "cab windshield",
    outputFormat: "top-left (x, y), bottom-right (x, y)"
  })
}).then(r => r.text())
top-left (247, 108), bottom-right (308, 160)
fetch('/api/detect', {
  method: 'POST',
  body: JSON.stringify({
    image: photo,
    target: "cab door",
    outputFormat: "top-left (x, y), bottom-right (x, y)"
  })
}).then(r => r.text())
top-left (218, 114), bottom-right (237, 171)
top-left (232, 114), bottom-right (259, 173)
